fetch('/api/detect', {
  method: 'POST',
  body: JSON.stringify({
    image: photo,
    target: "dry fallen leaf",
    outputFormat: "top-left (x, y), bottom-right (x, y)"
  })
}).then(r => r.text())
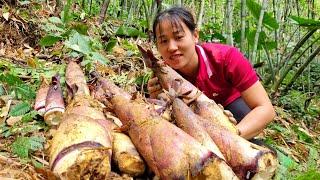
top-left (3, 12), bottom-right (10, 21)
top-left (6, 116), bottom-right (22, 126)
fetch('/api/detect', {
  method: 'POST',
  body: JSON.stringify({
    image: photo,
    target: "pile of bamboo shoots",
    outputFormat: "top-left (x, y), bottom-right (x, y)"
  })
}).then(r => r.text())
top-left (34, 51), bottom-right (278, 179)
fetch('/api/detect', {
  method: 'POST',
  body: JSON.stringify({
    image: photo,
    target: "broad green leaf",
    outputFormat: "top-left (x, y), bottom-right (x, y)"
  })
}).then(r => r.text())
top-left (39, 35), bottom-right (62, 47)
top-left (289, 16), bottom-right (320, 28)
top-left (247, 30), bottom-right (267, 50)
top-left (276, 149), bottom-right (297, 169)
top-left (11, 136), bottom-right (45, 158)
top-left (307, 147), bottom-right (318, 168)
top-left (246, 0), bottom-right (279, 30)
top-left (116, 26), bottom-right (146, 37)
top-left (9, 102), bottom-right (31, 117)
top-left (71, 23), bottom-right (89, 35)
top-left (105, 38), bottom-right (117, 52)
top-left (48, 17), bottom-right (63, 25)
top-left (65, 31), bottom-right (91, 54)
top-left (89, 52), bottom-right (109, 65)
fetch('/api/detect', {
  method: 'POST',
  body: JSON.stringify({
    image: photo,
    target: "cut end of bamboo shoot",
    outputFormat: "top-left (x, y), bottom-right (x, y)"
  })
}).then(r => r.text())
top-left (60, 148), bottom-right (111, 179)
top-left (117, 153), bottom-right (145, 176)
top-left (193, 157), bottom-right (239, 180)
top-left (112, 132), bottom-right (145, 176)
top-left (44, 108), bottom-right (64, 126)
top-left (251, 152), bottom-right (278, 180)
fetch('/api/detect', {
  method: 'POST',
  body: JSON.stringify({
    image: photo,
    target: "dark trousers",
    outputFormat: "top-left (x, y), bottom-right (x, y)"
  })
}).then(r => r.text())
top-left (225, 97), bottom-right (251, 123)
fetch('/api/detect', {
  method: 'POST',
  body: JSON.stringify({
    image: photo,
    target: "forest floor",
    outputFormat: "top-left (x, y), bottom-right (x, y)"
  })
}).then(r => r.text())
top-left (0, 2), bottom-right (319, 180)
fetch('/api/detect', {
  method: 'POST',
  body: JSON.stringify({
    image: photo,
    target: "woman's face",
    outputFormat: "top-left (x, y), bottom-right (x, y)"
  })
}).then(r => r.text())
top-left (155, 19), bottom-right (199, 71)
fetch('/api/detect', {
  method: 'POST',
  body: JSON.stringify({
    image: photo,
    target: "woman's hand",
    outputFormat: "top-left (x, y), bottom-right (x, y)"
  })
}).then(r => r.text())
top-left (147, 76), bottom-right (163, 99)
top-left (236, 81), bottom-right (276, 139)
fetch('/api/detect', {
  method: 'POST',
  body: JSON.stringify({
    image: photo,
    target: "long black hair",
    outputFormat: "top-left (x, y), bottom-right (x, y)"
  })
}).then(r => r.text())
top-left (152, 7), bottom-right (196, 41)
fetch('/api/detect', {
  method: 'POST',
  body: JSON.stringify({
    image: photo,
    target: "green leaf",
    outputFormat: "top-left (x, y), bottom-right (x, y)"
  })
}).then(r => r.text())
top-left (276, 149), bottom-right (297, 169)
top-left (116, 26), bottom-right (146, 37)
top-left (105, 38), bottom-right (117, 52)
top-left (247, 30), bottom-right (267, 50)
top-left (65, 31), bottom-right (91, 54)
top-left (48, 17), bottom-right (63, 25)
top-left (289, 16), bottom-right (320, 28)
top-left (39, 35), bottom-right (62, 47)
top-left (307, 147), bottom-right (319, 168)
top-left (9, 102), bottom-right (31, 117)
top-left (246, 0), bottom-right (279, 30)
top-left (14, 84), bottom-right (36, 100)
top-left (292, 125), bottom-right (313, 143)
top-left (71, 23), bottom-right (89, 35)
top-left (0, 73), bottom-right (23, 86)
top-left (21, 111), bottom-right (39, 123)
top-left (295, 169), bottom-right (320, 180)
top-left (135, 71), bottom-right (152, 86)
top-left (11, 136), bottom-right (45, 158)
top-left (89, 52), bottom-right (109, 65)
top-left (62, 0), bottom-right (72, 24)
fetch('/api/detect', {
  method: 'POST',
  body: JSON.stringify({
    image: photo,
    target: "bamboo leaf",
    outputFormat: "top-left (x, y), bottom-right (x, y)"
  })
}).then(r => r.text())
top-left (9, 102), bottom-right (31, 117)
top-left (289, 16), bottom-right (320, 28)
top-left (246, 0), bottom-right (279, 30)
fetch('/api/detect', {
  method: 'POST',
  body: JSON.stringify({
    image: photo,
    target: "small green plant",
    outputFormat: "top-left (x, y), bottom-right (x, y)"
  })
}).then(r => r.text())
top-left (11, 136), bottom-right (45, 159)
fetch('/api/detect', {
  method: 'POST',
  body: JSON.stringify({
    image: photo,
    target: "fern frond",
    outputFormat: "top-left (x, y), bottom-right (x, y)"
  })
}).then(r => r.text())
top-left (9, 102), bottom-right (31, 117)
top-left (11, 136), bottom-right (45, 158)
top-left (15, 84), bottom-right (36, 100)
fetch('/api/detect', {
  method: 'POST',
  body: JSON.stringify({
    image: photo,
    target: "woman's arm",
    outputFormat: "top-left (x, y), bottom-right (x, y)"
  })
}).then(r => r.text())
top-left (236, 81), bottom-right (275, 139)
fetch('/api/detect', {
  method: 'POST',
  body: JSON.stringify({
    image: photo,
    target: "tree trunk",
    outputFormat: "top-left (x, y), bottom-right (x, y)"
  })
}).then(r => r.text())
top-left (250, 0), bottom-right (267, 63)
top-left (196, 0), bottom-right (205, 30)
top-left (211, 0), bottom-right (216, 24)
top-left (175, 0), bottom-right (182, 6)
top-left (225, 0), bottom-right (234, 46)
top-left (240, 0), bottom-right (246, 52)
top-left (98, 0), bottom-right (111, 24)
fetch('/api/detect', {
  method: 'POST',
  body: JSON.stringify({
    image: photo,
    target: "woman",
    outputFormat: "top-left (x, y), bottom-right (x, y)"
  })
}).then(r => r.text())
top-left (147, 6), bottom-right (275, 140)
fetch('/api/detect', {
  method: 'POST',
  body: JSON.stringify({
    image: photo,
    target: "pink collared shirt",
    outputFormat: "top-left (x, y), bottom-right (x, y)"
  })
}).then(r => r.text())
top-left (194, 43), bottom-right (259, 106)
